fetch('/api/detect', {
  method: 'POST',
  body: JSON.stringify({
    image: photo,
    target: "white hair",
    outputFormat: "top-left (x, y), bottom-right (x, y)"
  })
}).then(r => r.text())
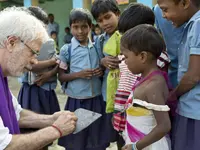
top-left (0, 6), bottom-right (49, 48)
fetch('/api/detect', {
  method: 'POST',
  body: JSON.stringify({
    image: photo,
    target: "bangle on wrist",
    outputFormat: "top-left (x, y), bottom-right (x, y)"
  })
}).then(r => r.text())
top-left (51, 124), bottom-right (62, 138)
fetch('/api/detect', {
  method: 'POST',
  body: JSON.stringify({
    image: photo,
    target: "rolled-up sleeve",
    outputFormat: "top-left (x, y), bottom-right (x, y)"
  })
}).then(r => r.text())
top-left (190, 21), bottom-right (200, 55)
top-left (59, 44), bottom-right (69, 70)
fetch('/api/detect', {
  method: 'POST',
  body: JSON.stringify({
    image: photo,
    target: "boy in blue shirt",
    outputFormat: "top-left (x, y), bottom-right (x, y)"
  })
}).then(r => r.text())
top-left (58, 8), bottom-right (108, 150)
top-left (158, 0), bottom-right (200, 149)
top-left (91, 0), bottom-right (123, 149)
top-left (153, 4), bottom-right (184, 88)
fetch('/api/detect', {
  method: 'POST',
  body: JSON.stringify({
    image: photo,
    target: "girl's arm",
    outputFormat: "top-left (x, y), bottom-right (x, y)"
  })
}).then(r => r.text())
top-left (34, 65), bottom-right (58, 86)
top-left (58, 68), bottom-right (93, 83)
top-left (31, 58), bottom-right (57, 72)
top-left (136, 79), bottom-right (171, 150)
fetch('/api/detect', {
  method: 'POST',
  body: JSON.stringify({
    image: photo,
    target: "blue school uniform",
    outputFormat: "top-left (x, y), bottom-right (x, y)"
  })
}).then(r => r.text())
top-left (58, 37), bottom-right (111, 150)
top-left (94, 33), bottom-right (119, 142)
top-left (18, 75), bottom-right (59, 115)
top-left (18, 40), bottom-right (60, 115)
top-left (154, 5), bottom-right (184, 88)
top-left (171, 10), bottom-right (200, 150)
top-left (94, 33), bottom-right (110, 101)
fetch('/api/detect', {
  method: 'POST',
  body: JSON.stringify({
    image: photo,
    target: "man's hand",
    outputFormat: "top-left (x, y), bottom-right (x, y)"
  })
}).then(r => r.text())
top-left (52, 111), bottom-right (64, 121)
top-left (101, 56), bottom-right (121, 70)
top-left (53, 111), bottom-right (77, 136)
top-left (93, 67), bottom-right (104, 77)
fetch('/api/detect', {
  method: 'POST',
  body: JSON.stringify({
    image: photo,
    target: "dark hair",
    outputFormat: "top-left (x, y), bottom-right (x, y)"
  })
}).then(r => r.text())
top-left (94, 24), bottom-right (100, 29)
top-left (28, 6), bottom-right (48, 24)
top-left (65, 27), bottom-right (70, 30)
top-left (121, 24), bottom-right (165, 59)
top-left (69, 8), bottom-right (92, 26)
top-left (173, 0), bottom-right (200, 7)
top-left (51, 31), bottom-right (57, 36)
top-left (118, 3), bottom-right (155, 33)
top-left (48, 13), bottom-right (54, 17)
top-left (91, 0), bottom-right (120, 20)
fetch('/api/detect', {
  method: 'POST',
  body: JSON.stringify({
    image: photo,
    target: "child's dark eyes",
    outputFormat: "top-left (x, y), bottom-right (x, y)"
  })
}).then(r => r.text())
top-left (82, 25), bottom-right (88, 29)
top-left (72, 25), bottom-right (88, 30)
top-left (104, 14), bottom-right (111, 20)
top-left (161, 8), bottom-right (168, 12)
top-left (73, 26), bottom-right (78, 29)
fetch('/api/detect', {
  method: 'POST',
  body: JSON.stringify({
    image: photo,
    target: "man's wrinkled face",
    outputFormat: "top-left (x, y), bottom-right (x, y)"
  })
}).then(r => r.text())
top-left (5, 38), bottom-right (42, 77)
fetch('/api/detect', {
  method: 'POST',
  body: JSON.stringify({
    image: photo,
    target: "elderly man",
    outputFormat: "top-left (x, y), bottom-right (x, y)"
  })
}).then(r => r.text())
top-left (0, 7), bottom-right (77, 150)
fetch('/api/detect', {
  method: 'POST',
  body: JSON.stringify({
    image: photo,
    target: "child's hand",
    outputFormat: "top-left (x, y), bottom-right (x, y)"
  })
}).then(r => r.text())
top-left (50, 57), bottom-right (57, 65)
top-left (168, 90), bottom-right (178, 101)
top-left (101, 56), bottom-right (121, 70)
top-left (34, 71), bottom-right (51, 86)
top-left (93, 68), bottom-right (104, 77)
top-left (79, 69), bottom-right (93, 79)
top-left (122, 144), bottom-right (133, 150)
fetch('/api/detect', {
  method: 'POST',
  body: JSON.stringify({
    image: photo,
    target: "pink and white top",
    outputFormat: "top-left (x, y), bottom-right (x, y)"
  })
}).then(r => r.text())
top-left (117, 59), bottom-right (140, 92)
top-left (113, 52), bottom-right (171, 132)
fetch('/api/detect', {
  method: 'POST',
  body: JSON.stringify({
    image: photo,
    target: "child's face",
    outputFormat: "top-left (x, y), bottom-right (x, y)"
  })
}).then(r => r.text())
top-left (121, 45), bottom-right (142, 74)
top-left (158, 0), bottom-right (189, 27)
top-left (95, 27), bottom-right (101, 35)
top-left (51, 33), bottom-right (57, 40)
top-left (71, 21), bottom-right (91, 43)
top-left (65, 29), bottom-right (70, 33)
top-left (96, 11), bottom-right (119, 35)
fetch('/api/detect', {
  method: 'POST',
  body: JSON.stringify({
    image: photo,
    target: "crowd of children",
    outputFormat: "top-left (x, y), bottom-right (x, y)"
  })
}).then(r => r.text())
top-left (17, 0), bottom-right (200, 150)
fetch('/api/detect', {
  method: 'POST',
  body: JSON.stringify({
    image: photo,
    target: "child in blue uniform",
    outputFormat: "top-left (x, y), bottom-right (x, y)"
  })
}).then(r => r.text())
top-left (18, 6), bottom-right (60, 120)
top-left (91, 0), bottom-right (126, 149)
top-left (58, 8), bottom-right (108, 150)
top-left (157, 0), bottom-right (200, 149)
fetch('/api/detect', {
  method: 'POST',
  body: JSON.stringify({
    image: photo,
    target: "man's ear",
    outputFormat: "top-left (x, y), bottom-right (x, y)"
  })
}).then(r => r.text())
top-left (6, 36), bottom-right (19, 52)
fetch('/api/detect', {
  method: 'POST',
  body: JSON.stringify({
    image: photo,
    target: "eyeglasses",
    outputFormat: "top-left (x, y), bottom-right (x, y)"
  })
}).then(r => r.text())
top-left (21, 40), bottom-right (39, 56)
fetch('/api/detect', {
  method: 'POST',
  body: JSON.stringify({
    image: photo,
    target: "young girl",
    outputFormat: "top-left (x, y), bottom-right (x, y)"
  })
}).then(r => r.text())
top-left (58, 8), bottom-right (109, 150)
top-left (121, 24), bottom-right (171, 150)
top-left (18, 6), bottom-right (60, 119)
top-left (113, 3), bottom-right (170, 133)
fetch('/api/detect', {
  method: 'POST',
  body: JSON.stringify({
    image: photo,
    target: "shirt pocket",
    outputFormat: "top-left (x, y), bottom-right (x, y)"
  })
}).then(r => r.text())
top-left (71, 49), bottom-right (90, 71)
